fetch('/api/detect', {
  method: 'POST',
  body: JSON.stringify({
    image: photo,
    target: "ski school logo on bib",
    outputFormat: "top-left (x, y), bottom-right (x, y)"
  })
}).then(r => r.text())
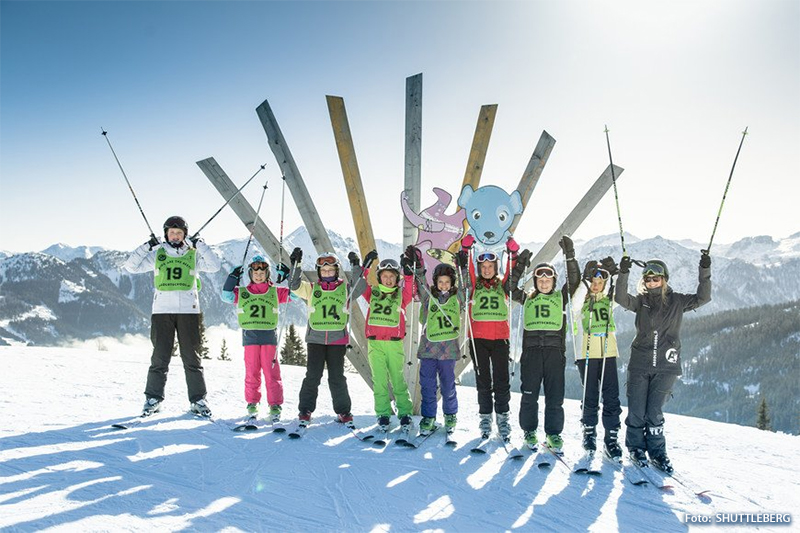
top-left (158, 253), bottom-right (167, 261)
top-left (666, 348), bottom-right (679, 364)
top-left (314, 290), bottom-right (322, 298)
top-left (241, 291), bottom-right (250, 300)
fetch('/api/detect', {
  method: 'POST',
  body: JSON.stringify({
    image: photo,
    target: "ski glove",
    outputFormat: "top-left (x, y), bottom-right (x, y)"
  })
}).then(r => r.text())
top-left (461, 234), bottom-right (475, 250)
top-left (290, 247), bottom-right (303, 265)
top-left (363, 250), bottom-right (378, 269)
top-left (454, 250), bottom-right (469, 269)
top-left (506, 237), bottom-right (520, 253)
top-left (404, 245), bottom-right (422, 267)
top-left (231, 266), bottom-right (244, 280)
top-left (558, 235), bottom-right (575, 259)
top-left (619, 255), bottom-right (632, 274)
top-left (348, 251), bottom-right (360, 267)
top-left (400, 256), bottom-right (414, 276)
top-left (516, 249), bottom-right (532, 269)
top-left (275, 263), bottom-right (291, 283)
top-left (700, 251), bottom-right (711, 268)
top-left (600, 256), bottom-right (619, 276)
top-left (146, 236), bottom-right (160, 250)
top-left (583, 260), bottom-right (599, 281)
top-left (190, 236), bottom-right (202, 247)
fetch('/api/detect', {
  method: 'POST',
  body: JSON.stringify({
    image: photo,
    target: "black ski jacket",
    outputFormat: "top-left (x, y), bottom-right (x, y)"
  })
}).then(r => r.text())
top-left (615, 265), bottom-right (711, 375)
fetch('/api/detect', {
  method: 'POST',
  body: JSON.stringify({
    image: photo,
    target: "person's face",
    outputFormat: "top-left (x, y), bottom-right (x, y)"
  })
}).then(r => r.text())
top-left (590, 277), bottom-right (606, 294)
top-left (319, 265), bottom-right (337, 278)
top-left (536, 276), bottom-right (554, 293)
top-left (167, 228), bottom-right (185, 243)
top-left (644, 275), bottom-right (664, 289)
top-left (380, 271), bottom-right (398, 288)
top-left (251, 268), bottom-right (267, 283)
top-left (437, 276), bottom-right (452, 293)
top-left (479, 261), bottom-right (496, 280)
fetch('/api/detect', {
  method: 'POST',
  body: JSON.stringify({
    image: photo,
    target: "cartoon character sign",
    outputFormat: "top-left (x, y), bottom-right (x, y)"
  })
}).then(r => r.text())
top-left (401, 187), bottom-right (466, 285)
top-left (457, 184), bottom-right (523, 273)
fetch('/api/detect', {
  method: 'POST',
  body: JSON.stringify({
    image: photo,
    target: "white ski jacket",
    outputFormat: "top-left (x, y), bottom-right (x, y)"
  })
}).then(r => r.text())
top-left (124, 240), bottom-right (221, 314)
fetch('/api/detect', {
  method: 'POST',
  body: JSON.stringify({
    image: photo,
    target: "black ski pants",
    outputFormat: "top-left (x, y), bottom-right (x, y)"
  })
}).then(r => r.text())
top-left (298, 343), bottom-right (352, 416)
top-left (576, 357), bottom-right (622, 431)
top-left (519, 346), bottom-right (565, 435)
top-left (625, 369), bottom-right (677, 458)
top-left (470, 338), bottom-right (510, 415)
top-left (145, 313), bottom-right (207, 403)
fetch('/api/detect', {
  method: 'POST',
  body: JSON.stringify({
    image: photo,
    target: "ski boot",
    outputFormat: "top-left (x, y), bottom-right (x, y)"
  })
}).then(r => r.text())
top-left (582, 424), bottom-right (597, 452)
top-left (629, 448), bottom-right (648, 467)
top-left (478, 413), bottom-right (493, 439)
top-left (399, 414), bottom-right (414, 433)
top-left (523, 431), bottom-right (538, 451)
top-left (142, 397), bottom-right (161, 417)
top-left (337, 412), bottom-right (354, 424)
top-left (268, 404), bottom-right (282, 423)
top-left (298, 411), bottom-right (312, 428)
top-left (651, 454), bottom-right (674, 475)
top-left (444, 414), bottom-right (457, 434)
top-left (246, 403), bottom-right (259, 417)
top-left (419, 416), bottom-right (436, 436)
top-left (190, 399), bottom-right (212, 418)
top-left (546, 434), bottom-right (564, 455)
top-left (496, 412), bottom-right (512, 442)
top-left (604, 429), bottom-right (623, 461)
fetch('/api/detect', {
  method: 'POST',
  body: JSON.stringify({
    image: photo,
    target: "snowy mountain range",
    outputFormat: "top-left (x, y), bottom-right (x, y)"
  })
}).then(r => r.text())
top-left (1, 345), bottom-right (797, 532)
top-left (1, 228), bottom-right (798, 346)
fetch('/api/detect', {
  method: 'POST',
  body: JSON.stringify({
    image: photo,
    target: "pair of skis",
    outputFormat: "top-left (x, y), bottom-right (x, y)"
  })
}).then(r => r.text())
top-left (232, 415), bottom-right (287, 434)
top-left (111, 408), bottom-right (213, 430)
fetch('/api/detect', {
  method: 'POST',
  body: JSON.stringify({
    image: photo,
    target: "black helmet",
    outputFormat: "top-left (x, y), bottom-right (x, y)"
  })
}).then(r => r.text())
top-left (432, 263), bottom-right (456, 286)
top-left (163, 216), bottom-right (188, 240)
top-left (643, 259), bottom-right (669, 281)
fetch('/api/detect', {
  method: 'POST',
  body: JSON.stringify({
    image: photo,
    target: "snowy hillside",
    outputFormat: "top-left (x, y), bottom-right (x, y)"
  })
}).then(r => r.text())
top-left (1, 346), bottom-right (797, 532)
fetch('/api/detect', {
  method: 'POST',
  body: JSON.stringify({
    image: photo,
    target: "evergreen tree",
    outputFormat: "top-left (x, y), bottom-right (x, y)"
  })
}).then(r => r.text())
top-left (280, 324), bottom-right (307, 366)
top-left (198, 313), bottom-right (211, 360)
top-left (756, 396), bottom-right (772, 431)
top-left (218, 338), bottom-right (231, 361)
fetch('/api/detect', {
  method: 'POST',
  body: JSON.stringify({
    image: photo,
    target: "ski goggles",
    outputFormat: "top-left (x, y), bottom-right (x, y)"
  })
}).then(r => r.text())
top-left (643, 262), bottom-right (666, 277)
top-left (377, 259), bottom-right (400, 271)
top-left (476, 252), bottom-right (499, 263)
top-left (533, 266), bottom-right (556, 278)
top-left (249, 262), bottom-right (269, 271)
top-left (593, 268), bottom-right (610, 280)
top-left (644, 275), bottom-right (663, 283)
top-left (315, 255), bottom-right (339, 267)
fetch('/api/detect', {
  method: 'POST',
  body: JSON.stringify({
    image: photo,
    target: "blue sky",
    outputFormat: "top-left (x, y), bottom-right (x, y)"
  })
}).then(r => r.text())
top-left (1, 0), bottom-right (798, 254)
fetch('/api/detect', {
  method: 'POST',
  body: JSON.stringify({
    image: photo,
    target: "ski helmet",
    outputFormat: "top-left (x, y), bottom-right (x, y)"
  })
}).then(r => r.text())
top-left (432, 263), bottom-right (456, 286)
top-left (532, 262), bottom-right (557, 281)
top-left (376, 258), bottom-right (401, 284)
top-left (163, 216), bottom-right (188, 240)
top-left (315, 252), bottom-right (340, 279)
top-left (249, 255), bottom-right (270, 281)
top-left (643, 259), bottom-right (669, 281)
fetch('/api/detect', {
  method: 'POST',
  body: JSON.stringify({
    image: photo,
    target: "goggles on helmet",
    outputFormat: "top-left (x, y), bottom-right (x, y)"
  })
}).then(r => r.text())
top-left (316, 255), bottom-right (339, 268)
top-left (377, 259), bottom-right (400, 271)
top-left (164, 216), bottom-right (187, 229)
top-left (476, 252), bottom-right (499, 263)
top-left (643, 262), bottom-right (666, 277)
top-left (593, 268), bottom-right (610, 280)
top-left (249, 262), bottom-right (269, 271)
top-left (534, 266), bottom-right (556, 279)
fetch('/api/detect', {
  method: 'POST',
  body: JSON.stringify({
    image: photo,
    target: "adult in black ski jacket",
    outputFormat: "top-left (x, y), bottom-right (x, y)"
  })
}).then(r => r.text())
top-left (615, 252), bottom-right (711, 472)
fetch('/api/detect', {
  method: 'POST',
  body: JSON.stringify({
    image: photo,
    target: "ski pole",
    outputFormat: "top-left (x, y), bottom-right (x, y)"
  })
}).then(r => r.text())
top-left (604, 125), bottom-right (627, 255)
top-left (580, 291), bottom-right (595, 428)
top-left (597, 277), bottom-right (616, 412)
top-left (191, 164), bottom-right (266, 240)
top-left (278, 175), bottom-right (287, 265)
top-left (239, 174), bottom-right (273, 280)
top-left (464, 250), bottom-right (480, 377)
top-left (101, 128), bottom-right (157, 241)
top-left (706, 127), bottom-right (749, 253)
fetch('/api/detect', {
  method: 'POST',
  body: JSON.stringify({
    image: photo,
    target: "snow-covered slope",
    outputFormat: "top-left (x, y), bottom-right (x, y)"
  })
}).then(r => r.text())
top-left (0, 346), bottom-right (796, 532)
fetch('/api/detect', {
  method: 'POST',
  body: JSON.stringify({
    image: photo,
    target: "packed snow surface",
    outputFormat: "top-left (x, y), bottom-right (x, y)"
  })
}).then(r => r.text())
top-left (0, 346), bottom-right (797, 532)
